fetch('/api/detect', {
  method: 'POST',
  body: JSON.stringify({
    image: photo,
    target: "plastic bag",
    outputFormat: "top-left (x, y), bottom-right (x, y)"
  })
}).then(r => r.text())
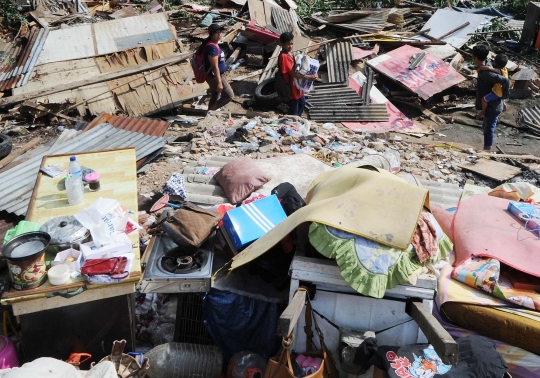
top-left (144, 343), bottom-right (222, 378)
top-left (75, 198), bottom-right (129, 247)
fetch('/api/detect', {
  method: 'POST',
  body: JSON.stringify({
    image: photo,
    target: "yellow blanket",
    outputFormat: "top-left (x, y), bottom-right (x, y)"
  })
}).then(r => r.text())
top-left (230, 166), bottom-right (429, 270)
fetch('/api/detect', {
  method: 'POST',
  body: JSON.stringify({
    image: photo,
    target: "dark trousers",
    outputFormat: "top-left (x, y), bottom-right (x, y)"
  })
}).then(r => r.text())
top-left (288, 96), bottom-right (306, 117)
top-left (482, 108), bottom-right (501, 149)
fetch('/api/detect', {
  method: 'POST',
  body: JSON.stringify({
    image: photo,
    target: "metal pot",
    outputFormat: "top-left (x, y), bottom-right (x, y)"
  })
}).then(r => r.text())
top-left (39, 215), bottom-right (90, 254)
top-left (2, 231), bottom-right (51, 290)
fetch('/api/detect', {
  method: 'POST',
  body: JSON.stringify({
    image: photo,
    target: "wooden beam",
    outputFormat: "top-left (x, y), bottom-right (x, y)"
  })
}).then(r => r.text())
top-left (232, 69), bottom-right (263, 81)
top-left (0, 137), bottom-right (41, 169)
top-left (21, 101), bottom-right (79, 122)
top-left (0, 53), bottom-right (190, 108)
top-left (222, 22), bottom-right (243, 43)
top-left (277, 290), bottom-right (306, 337)
top-left (406, 302), bottom-right (458, 366)
top-left (477, 152), bottom-right (540, 161)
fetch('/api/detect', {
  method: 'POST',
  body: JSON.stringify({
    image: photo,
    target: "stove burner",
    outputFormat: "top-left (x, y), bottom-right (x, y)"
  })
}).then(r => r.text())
top-left (159, 249), bottom-right (207, 274)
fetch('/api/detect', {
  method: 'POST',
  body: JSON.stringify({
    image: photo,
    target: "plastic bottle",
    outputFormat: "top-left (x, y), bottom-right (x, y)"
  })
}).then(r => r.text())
top-left (230, 58), bottom-right (245, 70)
top-left (283, 127), bottom-right (303, 138)
top-left (263, 126), bottom-right (281, 140)
top-left (244, 120), bottom-right (258, 129)
top-left (235, 142), bottom-right (259, 152)
top-left (227, 351), bottom-right (267, 378)
top-left (66, 156), bottom-right (84, 205)
top-left (290, 145), bottom-right (304, 154)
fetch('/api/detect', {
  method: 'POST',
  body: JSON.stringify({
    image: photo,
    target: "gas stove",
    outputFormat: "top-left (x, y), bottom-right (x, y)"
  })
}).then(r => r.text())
top-left (139, 231), bottom-right (215, 293)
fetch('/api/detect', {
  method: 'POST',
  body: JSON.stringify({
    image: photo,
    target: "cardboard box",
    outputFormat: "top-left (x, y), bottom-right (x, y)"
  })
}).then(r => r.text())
top-left (221, 194), bottom-right (287, 251)
top-left (508, 201), bottom-right (540, 235)
top-left (52, 248), bottom-right (85, 271)
top-left (216, 227), bottom-right (238, 260)
top-left (80, 233), bottom-right (133, 260)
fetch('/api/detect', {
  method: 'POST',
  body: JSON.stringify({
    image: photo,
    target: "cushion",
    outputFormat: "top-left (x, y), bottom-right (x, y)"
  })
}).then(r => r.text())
top-left (214, 156), bottom-right (271, 204)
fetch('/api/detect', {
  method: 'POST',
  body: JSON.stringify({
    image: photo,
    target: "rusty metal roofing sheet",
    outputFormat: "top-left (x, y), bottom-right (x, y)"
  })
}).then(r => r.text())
top-left (327, 41), bottom-right (352, 83)
top-left (0, 123), bottom-right (165, 216)
top-left (0, 28), bottom-right (49, 91)
top-left (86, 113), bottom-right (171, 137)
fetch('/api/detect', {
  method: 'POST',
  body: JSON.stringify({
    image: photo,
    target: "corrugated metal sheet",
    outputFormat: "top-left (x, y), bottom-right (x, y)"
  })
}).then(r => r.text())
top-left (307, 103), bottom-right (389, 122)
top-left (0, 124), bottom-right (165, 216)
top-left (36, 13), bottom-right (175, 65)
top-left (86, 113), bottom-right (171, 137)
top-left (397, 173), bottom-right (463, 210)
top-left (311, 9), bottom-right (390, 34)
top-left (518, 106), bottom-right (540, 135)
top-left (327, 41), bottom-right (352, 83)
top-left (0, 28), bottom-right (49, 91)
top-left (271, 6), bottom-right (294, 33)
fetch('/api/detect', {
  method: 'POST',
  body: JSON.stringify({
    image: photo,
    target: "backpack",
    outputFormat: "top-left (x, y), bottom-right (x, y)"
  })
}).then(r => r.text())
top-left (275, 53), bottom-right (291, 102)
top-left (191, 42), bottom-right (219, 84)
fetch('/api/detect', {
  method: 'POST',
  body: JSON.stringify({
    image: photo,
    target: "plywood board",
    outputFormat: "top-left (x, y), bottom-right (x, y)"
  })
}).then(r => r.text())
top-left (13, 58), bottom-right (116, 116)
top-left (36, 13), bottom-right (175, 65)
top-left (459, 159), bottom-right (522, 181)
top-left (248, 0), bottom-right (266, 26)
top-left (367, 45), bottom-right (466, 100)
top-left (3, 149), bottom-right (140, 308)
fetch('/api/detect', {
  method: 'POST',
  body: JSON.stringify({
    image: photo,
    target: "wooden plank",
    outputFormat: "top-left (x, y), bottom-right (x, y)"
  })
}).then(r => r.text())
top-left (406, 302), bottom-right (458, 366)
top-left (458, 158), bottom-right (522, 181)
top-left (21, 101), bottom-right (80, 122)
top-left (476, 153), bottom-right (540, 161)
top-left (10, 282), bottom-right (135, 315)
top-left (232, 69), bottom-right (263, 81)
top-left (0, 137), bottom-right (41, 169)
top-left (277, 290), bottom-right (306, 337)
top-left (222, 22), bottom-right (243, 43)
top-left (0, 53), bottom-right (190, 108)
top-left (290, 256), bottom-right (438, 298)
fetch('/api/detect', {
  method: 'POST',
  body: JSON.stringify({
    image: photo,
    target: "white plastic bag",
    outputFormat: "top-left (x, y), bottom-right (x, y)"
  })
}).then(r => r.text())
top-left (75, 198), bottom-right (129, 247)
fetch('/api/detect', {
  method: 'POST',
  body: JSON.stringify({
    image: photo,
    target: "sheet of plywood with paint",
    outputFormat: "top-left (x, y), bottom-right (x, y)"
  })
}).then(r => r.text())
top-left (366, 45), bottom-right (466, 100)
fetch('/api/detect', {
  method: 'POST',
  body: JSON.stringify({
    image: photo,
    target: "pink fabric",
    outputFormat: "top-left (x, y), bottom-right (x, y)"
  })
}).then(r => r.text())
top-left (431, 205), bottom-right (454, 243)
top-left (452, 195), bottom-right (540, 277)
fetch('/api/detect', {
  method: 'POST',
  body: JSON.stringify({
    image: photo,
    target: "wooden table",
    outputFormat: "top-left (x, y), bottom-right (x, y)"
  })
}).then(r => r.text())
top-left (0, 148), bottom-right (141, 316)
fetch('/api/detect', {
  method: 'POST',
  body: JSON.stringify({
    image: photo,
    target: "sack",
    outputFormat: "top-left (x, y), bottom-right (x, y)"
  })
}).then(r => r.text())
top-left (263, 287), bottom-right (339, 378)
top-left (149, 202), bottom-right (221, 252)
top-left (81, 256), bottom-right (128, 277)
top-left (191, 42), bottom-right (219, 83)
top-left (274, 70), bottom-right (291, 102)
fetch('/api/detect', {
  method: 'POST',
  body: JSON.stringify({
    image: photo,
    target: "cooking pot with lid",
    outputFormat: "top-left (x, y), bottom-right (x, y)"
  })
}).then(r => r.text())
top-left (39, 215), bottom-right (90, 254)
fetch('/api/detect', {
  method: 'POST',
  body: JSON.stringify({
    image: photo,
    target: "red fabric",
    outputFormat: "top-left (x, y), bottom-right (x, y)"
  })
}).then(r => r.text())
top-left (411, 211), bottom-right (438, 263)
top-left (278, 52), bottom-right (303, 100)
top-left (452, 195), bottom-right (540, 277)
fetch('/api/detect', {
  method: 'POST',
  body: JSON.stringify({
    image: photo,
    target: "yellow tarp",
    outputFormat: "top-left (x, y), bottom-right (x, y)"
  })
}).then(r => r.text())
top-left (230, 166), bottom-right (429, 270)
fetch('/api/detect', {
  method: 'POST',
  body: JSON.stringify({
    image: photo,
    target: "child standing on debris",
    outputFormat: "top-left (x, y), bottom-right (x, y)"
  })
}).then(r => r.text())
top-left (199, 23), bottom-right (234, 111)
top-left (278, 32), bottom-right (317, 116)
top-left (476, 53), bottom-right (509, 119)
top-left (472, 44), bottom-right (510, 151)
